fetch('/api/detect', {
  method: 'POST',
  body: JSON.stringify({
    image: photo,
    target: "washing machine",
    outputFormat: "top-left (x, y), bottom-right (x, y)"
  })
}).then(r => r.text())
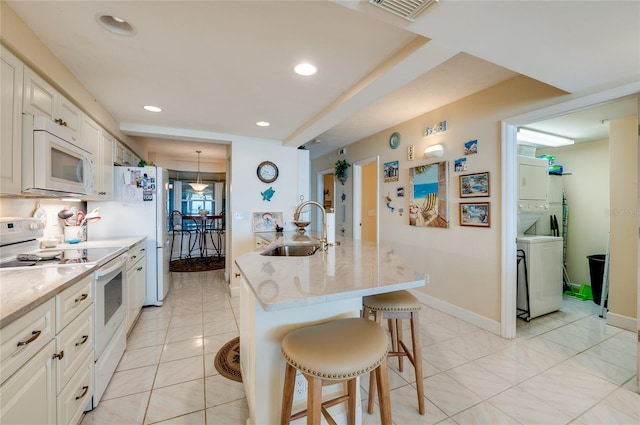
top-left (516, 235), bottom-right (563, 319)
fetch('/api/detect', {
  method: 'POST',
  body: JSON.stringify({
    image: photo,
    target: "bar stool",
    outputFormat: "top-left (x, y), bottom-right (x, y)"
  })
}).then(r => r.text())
top-left (280, 317), bottom-right (392, 425)
top-left (362, 290), bottom-right (425, 415)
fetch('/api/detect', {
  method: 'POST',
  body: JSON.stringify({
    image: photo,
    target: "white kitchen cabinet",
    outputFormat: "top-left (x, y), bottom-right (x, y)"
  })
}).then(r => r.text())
top-left (126, 241), bottom-right (147, 333)
top-left (56, 353), bottom-right (93, 425)
top-left (84, 128), bottom-right (115, 201)
top-left (0, 339), bottom-right (57, 425)
top-left (23, 67), bottom-right (82, 140)
top-left (0, 45), bottom-right (23, 195)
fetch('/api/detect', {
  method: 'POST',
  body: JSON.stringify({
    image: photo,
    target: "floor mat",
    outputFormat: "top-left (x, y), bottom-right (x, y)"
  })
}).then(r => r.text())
top-left (214, 337), bottom-right (242, 382)
top-left (170, 256), bottom-right (224, 272)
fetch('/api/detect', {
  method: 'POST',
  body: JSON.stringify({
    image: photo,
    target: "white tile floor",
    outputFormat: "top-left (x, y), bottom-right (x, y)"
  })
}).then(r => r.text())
top-left (81, 270), bottom-right (639, 425)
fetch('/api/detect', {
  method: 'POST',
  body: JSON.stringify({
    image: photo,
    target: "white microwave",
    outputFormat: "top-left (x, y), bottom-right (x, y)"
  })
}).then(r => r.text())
top-left (22, 114), bottom-right (94, 197)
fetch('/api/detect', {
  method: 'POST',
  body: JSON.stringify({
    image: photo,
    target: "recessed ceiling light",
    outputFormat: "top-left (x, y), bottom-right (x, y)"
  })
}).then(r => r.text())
top-left (143, 105), bottom-right (162, 112)
top-left (294, 63), bottom-right (317, 76)
top-left (256, 121), bottom-right (270, 127)
top-left (97, 14), bottom-right (136, 36)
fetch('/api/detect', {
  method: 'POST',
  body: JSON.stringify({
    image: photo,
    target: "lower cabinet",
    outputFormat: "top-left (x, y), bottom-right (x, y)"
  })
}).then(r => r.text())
top-left (0, 339), bottom-right (57, 425)
top-left (0, 276), bottom-right (95, 425)
top-left (126, 241), bottom-right (147, 334)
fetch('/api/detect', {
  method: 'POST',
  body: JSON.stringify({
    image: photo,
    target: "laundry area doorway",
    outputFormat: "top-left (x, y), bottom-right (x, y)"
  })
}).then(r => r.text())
top-left (501, 86), bottom-right (639, 341)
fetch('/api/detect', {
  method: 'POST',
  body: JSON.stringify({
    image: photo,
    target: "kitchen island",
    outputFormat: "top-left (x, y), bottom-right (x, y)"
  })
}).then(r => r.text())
top-left (235, 234), bottom-right (426, 425)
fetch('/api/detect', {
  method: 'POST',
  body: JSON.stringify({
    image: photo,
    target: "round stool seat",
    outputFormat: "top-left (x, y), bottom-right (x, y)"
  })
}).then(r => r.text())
top-left (363, 290), bottom-right (420, 312)
top-left (281, 318), bottom-right (388, 380)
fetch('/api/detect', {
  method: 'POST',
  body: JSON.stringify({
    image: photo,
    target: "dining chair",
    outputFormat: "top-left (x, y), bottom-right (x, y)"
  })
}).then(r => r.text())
top-left (169, 211), bottom-right (194, 261)
top-left (205, 215), bottom-right (224, 258)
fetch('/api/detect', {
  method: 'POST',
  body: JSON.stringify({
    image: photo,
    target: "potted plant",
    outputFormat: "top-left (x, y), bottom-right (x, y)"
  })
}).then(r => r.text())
top-left (335, 159), bottom-right (351, 185)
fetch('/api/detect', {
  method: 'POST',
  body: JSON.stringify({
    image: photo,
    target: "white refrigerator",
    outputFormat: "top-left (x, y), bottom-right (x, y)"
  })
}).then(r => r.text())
top-left (88, 166), bottom-right (171, 306)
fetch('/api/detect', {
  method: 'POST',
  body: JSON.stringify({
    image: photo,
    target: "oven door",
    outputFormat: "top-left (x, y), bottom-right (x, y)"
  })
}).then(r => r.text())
top-left (94, 255), bottom-right (126, 358)
top-left (32, 129), bottom-right (94, 195)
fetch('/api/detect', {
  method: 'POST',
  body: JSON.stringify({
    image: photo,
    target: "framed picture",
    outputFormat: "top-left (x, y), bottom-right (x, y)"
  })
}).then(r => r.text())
top-left (384, 160), bottom-right (399, 182)
top-left (252, 211), bottom-right (283, 232)
top-left (408, 161), bottom-right (449, 228)
top-left (460, 202), bottom-right (490, 227)
top-left (459, 172), bottom-right (490, 198)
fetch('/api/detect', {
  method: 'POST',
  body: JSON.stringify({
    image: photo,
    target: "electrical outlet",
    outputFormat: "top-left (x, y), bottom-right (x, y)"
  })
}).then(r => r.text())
top-left (294, 372), bottom-right (307, 400)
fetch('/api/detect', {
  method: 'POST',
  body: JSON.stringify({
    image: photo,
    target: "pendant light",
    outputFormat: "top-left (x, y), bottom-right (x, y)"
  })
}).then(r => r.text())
top-left (189, 150), bottom-right (208, 193)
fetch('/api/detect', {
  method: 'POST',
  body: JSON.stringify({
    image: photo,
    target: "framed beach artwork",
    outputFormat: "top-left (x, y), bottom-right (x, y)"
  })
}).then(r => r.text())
top-left (252, 211), bottom-right (283, 232)
top-left (460, 202), bottom-right (490, 227)
top-left (459, 172), bottom-right (490, 198)
top-left (384, 161), bottom-right (399, 183)
top-left (408, 161), bottom-right (449, 228)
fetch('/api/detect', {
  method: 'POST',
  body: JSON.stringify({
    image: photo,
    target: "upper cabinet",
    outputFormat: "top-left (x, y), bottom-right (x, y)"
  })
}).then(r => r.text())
top-left (23, 67), bottom-right (82, 140)
top-left (0, 46), bottom-right (24, 195)
top-left (114, 141), bottom-right (141, 167)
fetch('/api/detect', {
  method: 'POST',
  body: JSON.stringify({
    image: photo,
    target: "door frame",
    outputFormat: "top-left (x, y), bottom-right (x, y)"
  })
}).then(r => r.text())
top-left (353, 156), bottom-right (379, 242)
top-left (316, 167), bottom-right (335, 234)
top-left (500, 82), bottom-right (639, 338)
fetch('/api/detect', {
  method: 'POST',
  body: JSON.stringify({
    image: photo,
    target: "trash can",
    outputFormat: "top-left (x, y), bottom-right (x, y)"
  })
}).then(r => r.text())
top-left (587, 254), bottom-right (606, 306)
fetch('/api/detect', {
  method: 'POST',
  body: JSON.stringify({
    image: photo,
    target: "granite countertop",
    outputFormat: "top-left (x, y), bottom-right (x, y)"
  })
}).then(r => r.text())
top-left (235, 233), bottom-right (427, 311)
top-left (0, 236), bottom-right (146, 328)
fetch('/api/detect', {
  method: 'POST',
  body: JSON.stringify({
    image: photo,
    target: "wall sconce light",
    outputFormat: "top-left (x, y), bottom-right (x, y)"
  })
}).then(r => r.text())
top-left (424, 144), bottom-right (444, 158)
top-left (517, 128), bottom-right (574, 147)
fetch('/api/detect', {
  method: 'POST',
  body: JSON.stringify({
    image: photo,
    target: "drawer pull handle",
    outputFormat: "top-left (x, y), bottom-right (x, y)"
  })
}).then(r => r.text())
top-left (75, 293), bottom-right (88, 303)
top-left (137, 267), bottom-right (143, 271)
top-left (75, 335), bottom-right (89, 346)
top-left (131, 255), bottom-right (137, 260)
top-left (75, 386), bottom-right (89, 400)
top-left (53, 350), bottom-right (64, 360)
top-left (17, 330), bottom-right (42, 347)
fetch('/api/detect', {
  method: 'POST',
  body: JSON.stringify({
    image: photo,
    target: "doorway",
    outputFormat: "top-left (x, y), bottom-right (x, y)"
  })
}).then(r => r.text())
top-left (353, 157), bottom-right (379, 242)
top-left (316, 168), bottom-right (335, 235)
top-left (501, 83), bottom-right (639, 339)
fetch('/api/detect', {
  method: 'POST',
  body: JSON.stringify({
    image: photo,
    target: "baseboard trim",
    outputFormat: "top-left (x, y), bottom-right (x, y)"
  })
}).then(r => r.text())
top-left (606, 312), bottom-right (637, 332)
top-left (410, 290), bottom-right (502, 336)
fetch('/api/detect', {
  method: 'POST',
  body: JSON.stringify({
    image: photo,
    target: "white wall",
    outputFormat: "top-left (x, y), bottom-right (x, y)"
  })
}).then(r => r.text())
top-left (228, 140), bottom-right (309, 294)
top-left (537, 139), bottom-right (610, 286)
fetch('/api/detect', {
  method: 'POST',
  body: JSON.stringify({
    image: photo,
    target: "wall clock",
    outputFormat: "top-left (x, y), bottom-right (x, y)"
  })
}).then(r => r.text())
top-left (257, 161), bottom-right (279, 183)
top-left (389, 132), bottom-right (401, 149)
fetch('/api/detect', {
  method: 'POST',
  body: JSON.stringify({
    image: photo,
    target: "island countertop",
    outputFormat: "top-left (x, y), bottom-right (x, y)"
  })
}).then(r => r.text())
top-left (235, 234), bottom-right (427, 311)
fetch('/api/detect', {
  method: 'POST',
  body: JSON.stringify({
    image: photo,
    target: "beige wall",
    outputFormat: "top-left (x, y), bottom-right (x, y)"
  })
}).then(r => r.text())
top-left (608, 115), bottom-right (638, 319)
top-left (537, 140), bottom-right (610, 286)
top-left (311, 75), bottom-right (567, 322)
top-left (361, 162), bottom-right (377, 243)
top-left (0, 1), bottom-right (145, 158)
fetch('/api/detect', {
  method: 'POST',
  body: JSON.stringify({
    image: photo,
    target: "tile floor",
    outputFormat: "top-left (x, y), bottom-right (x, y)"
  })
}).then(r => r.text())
top-left (81, 270), bottom-right (639, 425)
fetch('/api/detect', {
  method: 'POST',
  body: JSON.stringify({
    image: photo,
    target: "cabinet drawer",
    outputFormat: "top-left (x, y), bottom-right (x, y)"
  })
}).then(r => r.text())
top-left (56, 305), bottom-right (93, 392)
top-left (56, 274), bottom-right (93, 333)
top-left (0, 298), bottom-right (55, 384)
top-left (127, 241), bottom-right (146, 269)
top-left (57, 352), bottom-right (93, 425)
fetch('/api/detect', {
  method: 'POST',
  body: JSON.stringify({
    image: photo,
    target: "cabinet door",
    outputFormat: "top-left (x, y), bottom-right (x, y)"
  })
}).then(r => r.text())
top-left (56, 352), bottom-right (93, 425)
top-left (23, 67), bottom-right (56, 118)
top-left (57, 96), bottom-right (82, 138)
top-left (134, 257), bottom-right (147, 315)
top-left (99, 132), bottom-right (115, 199)
top-left (0, 340), bottom-right (56, 425)
top-left (56, 274), bottom-right (93, 333)
top-left (0, 45), bottom-right (23, 195)
top-left (126, 263), bottom-right (137, 333)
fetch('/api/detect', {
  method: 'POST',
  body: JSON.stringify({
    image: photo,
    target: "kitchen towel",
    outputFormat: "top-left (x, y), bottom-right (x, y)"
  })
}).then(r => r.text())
top-left (326, 212), bottom-right (336, 244)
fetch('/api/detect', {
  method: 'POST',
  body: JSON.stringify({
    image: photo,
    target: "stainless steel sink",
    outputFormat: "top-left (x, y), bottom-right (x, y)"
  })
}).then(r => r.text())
top-left (260, 244), bottom-right (321, 257)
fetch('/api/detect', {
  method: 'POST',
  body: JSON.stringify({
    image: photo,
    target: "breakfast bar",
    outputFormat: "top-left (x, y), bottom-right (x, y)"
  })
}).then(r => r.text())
top-left (235, 234), bottom-right (427, 425)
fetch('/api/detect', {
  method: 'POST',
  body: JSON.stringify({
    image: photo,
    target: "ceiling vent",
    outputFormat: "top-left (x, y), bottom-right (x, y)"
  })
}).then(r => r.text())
top-left (369, 0), bottom-right (439, 21)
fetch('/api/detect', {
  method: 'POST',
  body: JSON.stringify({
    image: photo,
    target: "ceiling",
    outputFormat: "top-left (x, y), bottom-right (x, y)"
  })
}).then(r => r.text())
top-left (6, 1), bottom-right (639, 161)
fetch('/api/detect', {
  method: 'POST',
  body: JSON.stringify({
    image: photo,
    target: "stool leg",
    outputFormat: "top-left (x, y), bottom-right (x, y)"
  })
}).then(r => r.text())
top-left (395, 319), bottom-right (404, 372)
top-left (410, 311), bottom-right (425, 415)
top-left (388, 318), bottom-right (400, 372)
top-left (367, 309), bottom-right (383, 414)
top-left (280, 363), bottom-right (297, 425)
top-left (347, 378), bottom-right (357, 425)
top-left (375, 357), bottom-right (392, 425)
top-left (307, 376), bottom-right (323, 425)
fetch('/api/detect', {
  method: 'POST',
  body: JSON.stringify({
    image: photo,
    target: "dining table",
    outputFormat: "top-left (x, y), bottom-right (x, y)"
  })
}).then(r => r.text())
top-left (182, 214), bottom-right (224, 258)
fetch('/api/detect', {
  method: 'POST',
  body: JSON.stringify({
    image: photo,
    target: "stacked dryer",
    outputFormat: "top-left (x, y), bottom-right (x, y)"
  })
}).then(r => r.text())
top-left (517, 156), bottom-right (563, 320)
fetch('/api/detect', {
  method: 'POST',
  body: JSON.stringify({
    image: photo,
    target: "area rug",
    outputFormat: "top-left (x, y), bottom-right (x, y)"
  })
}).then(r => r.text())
top-left (214, 337), bottom-right (242, 382)
top-left (170, 256), bottom-right (224, 272)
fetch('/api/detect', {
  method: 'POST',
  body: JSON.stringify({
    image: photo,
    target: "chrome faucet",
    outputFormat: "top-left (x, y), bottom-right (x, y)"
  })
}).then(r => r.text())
top-left (294, 200), bottom-right (327, 250)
